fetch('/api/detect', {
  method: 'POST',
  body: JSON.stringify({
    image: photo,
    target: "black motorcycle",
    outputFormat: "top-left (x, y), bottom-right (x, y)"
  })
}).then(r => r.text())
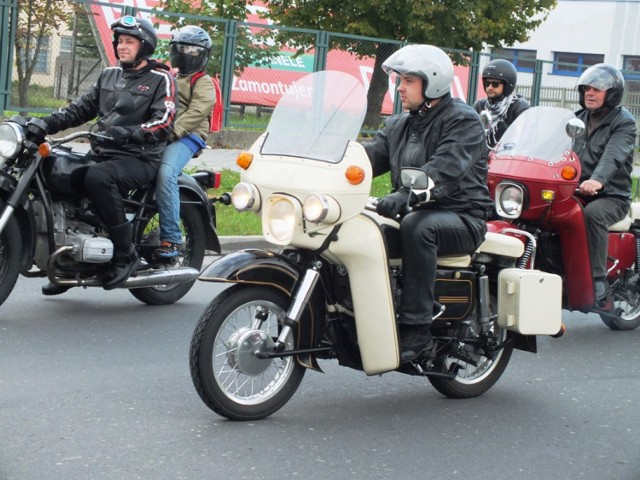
top-left (0, 114), bottom-right (225, 307)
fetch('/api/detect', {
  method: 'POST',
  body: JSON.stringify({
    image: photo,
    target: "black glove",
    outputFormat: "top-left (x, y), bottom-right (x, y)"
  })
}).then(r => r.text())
top-left (25, 117), bottom-right (49, 145)
top-left (41, 115), bottom-right (61, 135)
top-left (105, 125), bottom-right (134, 143)
top-left (376, 189), bottom-right (415, 219)
top-left (129, 128), bottom-right (147, 145)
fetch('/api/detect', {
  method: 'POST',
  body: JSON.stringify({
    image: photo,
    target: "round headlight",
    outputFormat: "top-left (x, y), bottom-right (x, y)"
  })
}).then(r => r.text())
top-left (265, 195), bottom-right (299, 244)
top-left (0, 122), bottom-right (24, 161)
top-left (231, 182), bottom-right (261, 212)
top-left (303, 194), bottom-right (341, 224)
top-left (496, 184), bottom-right (524, 218)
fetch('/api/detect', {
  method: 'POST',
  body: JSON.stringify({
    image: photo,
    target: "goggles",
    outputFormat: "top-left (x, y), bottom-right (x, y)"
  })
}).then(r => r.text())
top-left (111, 15), bottom-right (140, 30)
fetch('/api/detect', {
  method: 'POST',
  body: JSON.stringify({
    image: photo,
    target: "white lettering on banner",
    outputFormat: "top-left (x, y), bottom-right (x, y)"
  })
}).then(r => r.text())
top-left (232, 77), bottom-right (314, 99)
top-left (270, 55), bottom-right (306, 69)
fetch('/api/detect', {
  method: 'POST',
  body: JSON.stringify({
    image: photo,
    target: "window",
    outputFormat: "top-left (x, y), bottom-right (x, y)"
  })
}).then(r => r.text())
top-left (492, 48), bottom-right (537, 73)
top-left (552, 52), bottom-right (604, 77)
top-left (60, 36), bottom-right (73, 55)
top-left (623, 55), bottom-right (640, 79)
top-left (23, 35), bottom-right (50, 73)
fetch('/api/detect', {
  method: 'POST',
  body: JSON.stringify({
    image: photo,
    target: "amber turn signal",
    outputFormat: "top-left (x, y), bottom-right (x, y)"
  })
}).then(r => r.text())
top-left (560, 165), bottom-right (577, 180)
top-left (345, 165), bottom-right (365, 185)
top-left (236, 151), bottom-right (253, 170)
top-left (38, 143), bottom-right (51, 158)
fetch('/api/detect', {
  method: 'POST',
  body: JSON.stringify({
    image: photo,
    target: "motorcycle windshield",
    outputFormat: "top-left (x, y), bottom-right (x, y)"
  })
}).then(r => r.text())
top-left (494, 106), bottom-right (577, 163)
top-left (261, 71), bottom-right (367, 163)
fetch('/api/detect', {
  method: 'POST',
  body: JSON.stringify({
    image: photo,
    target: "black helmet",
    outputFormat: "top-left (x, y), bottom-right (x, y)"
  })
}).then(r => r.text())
top-left (577, 63), bottom-right (625, 109)
top-left (169, 26), bottom-right (212, 75)
top-left (111, 16), bottom-right (157, 66)
top-left (482, 59), bottom-right (517, 96)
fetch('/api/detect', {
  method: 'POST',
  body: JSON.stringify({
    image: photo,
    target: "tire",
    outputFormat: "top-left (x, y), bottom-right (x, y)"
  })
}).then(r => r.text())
top-left (599, 279), bottom-right (640, 331)
top-left (0, 215), bottom-right (22, 308)
top-left (429, 295), bottom-right (514, 398)
top-left (130, 204), bottom-right (206, 305)
top-left (189, 284), bottom-right (306, 421)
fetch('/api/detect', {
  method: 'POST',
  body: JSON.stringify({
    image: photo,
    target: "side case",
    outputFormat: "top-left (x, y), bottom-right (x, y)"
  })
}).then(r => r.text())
top-left (497, 268), bottom-right (562, 335)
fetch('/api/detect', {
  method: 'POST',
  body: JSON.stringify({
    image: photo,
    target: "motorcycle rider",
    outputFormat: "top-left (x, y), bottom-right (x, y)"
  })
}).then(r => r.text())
top-left (572, 63), bottom-right (638, 303)
top-left (154, 25), bottom-right (216, 259)
top-left (472, 58), bottom-right (530, 148)
top-left (364, 44), bottom-right (493, 360)
top-left (30, 16), bottom-right (176, 294)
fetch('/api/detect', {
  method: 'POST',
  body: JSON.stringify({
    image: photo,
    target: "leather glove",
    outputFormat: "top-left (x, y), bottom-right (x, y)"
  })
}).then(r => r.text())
top-left (376, 189), bottom-right (415, 219)
top-left (105, 125), bottom-right (134, 143)
top-left (25, 117), bottom-right (48, 145)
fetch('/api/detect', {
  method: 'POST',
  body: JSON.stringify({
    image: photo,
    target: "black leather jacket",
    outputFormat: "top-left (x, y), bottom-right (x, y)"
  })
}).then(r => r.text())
top-left (46, 60), bottom-right (176, 162)
top-left (364, 94), bottom-right (493, 219)
top-left (573, 105), bottom-right (637, 201)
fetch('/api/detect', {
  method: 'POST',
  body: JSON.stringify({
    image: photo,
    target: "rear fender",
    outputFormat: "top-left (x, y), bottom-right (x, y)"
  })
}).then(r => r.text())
top-left (177, 174), bottom-right (220, 253)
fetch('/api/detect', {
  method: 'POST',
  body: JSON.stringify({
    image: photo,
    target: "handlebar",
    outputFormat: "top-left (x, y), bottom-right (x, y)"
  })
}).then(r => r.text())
top-left (49, 131), bottom-right (113, 146)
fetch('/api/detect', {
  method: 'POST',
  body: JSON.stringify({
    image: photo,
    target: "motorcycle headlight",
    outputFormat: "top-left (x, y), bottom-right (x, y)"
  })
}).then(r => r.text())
top-left (495, 183), bottom-right (525, 219)
top-left (302, 194), bottom-right (341, 224)
top-left (0, 122), bottom-right (24, 163)
top-left (264, 194), bottom-right (301, 244)
top-left (231, 182), bottom-right (261, 212)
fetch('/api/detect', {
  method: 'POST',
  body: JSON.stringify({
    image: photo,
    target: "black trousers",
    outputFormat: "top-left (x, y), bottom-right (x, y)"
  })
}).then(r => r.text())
top-left (79, 156), bottom-right (159, 228)
top-left (398, 209), bottom-right (486, 326)
top-left (583, 196), bottom-right (629, 278)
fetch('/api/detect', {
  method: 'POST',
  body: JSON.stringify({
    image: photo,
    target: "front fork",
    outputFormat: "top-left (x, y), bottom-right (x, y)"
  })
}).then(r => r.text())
top-left (273, 264), bottom-right (321, 352)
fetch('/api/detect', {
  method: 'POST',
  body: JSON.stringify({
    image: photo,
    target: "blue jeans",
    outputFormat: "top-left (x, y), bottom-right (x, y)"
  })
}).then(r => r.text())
top-left (156, 141), bottom-right (194, 244)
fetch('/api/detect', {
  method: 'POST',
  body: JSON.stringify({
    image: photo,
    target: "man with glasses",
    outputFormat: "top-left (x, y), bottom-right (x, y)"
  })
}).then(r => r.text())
top-left (32, 16), bottom-right (177, 294)
top-left (572, 63), bottom-right (637, 304)
top-left (473, 59), bottom-right (529, 148)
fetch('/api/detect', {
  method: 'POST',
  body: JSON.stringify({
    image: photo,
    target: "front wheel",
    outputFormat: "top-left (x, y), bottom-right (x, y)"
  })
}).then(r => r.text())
top-left (0, 214), bottom-right (23, 307)
top-left (130, 203), bottom-right (207, 305)
top-left (189, 284), bottom-right (306, 421)
top-left (429, 327), bottom-right (514, 399)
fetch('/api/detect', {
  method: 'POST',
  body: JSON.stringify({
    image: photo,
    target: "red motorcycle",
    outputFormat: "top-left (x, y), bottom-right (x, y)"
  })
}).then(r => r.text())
top-left (487, 106), bottom-right (640, 331)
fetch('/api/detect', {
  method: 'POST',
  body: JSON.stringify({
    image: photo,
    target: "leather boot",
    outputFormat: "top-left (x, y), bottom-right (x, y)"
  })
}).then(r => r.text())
top-left (103, 222), bottom-right (140, 290)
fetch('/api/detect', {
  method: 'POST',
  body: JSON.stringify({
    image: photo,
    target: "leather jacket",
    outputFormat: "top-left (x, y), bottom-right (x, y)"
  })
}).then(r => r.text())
top-left (46, 60), bottom-right (176, 162)
top-left (364, 94), bottom-right (493, 219)
top-left (573, 105), bottom-right (637, 201)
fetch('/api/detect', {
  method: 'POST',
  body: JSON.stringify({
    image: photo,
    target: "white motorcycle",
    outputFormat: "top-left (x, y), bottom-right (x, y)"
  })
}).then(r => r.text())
top-left (189, 71), bottom-right (562, 420)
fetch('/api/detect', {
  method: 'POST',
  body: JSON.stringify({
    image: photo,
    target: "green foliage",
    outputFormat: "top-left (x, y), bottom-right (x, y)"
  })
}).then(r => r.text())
top-left (208, 169), bottom-right (392, 236)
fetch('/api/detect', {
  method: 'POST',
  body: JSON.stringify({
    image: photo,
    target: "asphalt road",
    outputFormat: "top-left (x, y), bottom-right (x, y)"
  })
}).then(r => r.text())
top-left (1, 271), bottom-right (640, 480)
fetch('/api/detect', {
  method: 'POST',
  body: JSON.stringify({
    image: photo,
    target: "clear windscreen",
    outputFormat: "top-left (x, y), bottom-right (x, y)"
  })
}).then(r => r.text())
top-left (261, 71), bottom-right (367, 163)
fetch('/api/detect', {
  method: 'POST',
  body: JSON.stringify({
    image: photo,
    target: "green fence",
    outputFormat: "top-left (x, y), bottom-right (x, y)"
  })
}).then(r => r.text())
top-left (2, 0), bottom-right (640, 135)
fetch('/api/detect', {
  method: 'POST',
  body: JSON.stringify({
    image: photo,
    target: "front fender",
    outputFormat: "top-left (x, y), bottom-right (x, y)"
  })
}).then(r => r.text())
top-left (199, 248), bottom-right (300, 295)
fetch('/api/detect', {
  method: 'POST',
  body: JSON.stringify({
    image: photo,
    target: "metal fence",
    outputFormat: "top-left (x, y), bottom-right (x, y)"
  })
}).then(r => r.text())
top-left (2, 0), bottom-right (640, 137)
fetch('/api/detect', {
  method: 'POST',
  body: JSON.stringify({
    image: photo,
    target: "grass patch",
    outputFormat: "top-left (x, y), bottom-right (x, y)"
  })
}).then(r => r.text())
top-left (209, 169), bottom-right (393, 236)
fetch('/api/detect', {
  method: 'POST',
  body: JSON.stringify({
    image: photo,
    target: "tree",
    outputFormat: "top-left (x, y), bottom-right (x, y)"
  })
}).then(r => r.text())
top-left (157, 0), bottom-right (280, 77)
top-left (264, 0), bottom-right (557, 128)
top-left (14, 0), bottom-right (79, 109)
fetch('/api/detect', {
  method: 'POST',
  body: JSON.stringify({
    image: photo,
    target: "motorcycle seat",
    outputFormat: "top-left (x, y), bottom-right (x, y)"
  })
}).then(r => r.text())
top-left (437, 232), bottom-right (525, 267)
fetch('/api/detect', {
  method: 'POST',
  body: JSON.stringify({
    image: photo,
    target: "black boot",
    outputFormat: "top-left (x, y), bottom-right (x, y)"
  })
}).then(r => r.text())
top-left (103, 222), bottom-right (140, 290)
top-left (398, 324), bottom-right (434, 362)
top-left (42, 282), bottom-right (72, 296)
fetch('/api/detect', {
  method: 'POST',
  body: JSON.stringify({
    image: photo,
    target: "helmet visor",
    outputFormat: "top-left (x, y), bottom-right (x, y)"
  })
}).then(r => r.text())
top-left (578, 66), bottom-right (619, 91)
top-left (170, 43), bottom-right (209, 74)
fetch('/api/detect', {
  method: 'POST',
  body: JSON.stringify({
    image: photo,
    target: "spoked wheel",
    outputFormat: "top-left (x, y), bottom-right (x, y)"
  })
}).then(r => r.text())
top-left (428, 326), bottom-right (514, 398)
top-left (130, 204), bottom-right (206, 305)
top-left (599, 279), bottom-right (640, 331)
top-left (190, 285), bottom-right (306, 421)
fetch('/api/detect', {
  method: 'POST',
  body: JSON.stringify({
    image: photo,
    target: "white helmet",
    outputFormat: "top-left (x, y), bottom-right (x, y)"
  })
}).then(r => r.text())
top-left (382, 44), bottom-right (454, 99)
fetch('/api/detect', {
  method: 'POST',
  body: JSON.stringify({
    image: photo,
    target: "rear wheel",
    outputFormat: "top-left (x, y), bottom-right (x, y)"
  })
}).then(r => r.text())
top-left (130, 204), bottom-right (206, 305)
top-left (599, 278), bottom-right (640, 330)
top-left (190, 285), bottom-right (306, 421)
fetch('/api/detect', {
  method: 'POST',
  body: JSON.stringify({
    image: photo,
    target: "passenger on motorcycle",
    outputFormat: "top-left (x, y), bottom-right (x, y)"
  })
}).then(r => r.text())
top-left (364, 44), bottom-right (493, 360)
top-left (572, 63), bottom-right (638, 302)
top-left (29, 16), bottom-right (177, 294)
top-left (472, 58), bottom-right (530, 148)
top-left (154, 25), bottom-right (216, 260)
